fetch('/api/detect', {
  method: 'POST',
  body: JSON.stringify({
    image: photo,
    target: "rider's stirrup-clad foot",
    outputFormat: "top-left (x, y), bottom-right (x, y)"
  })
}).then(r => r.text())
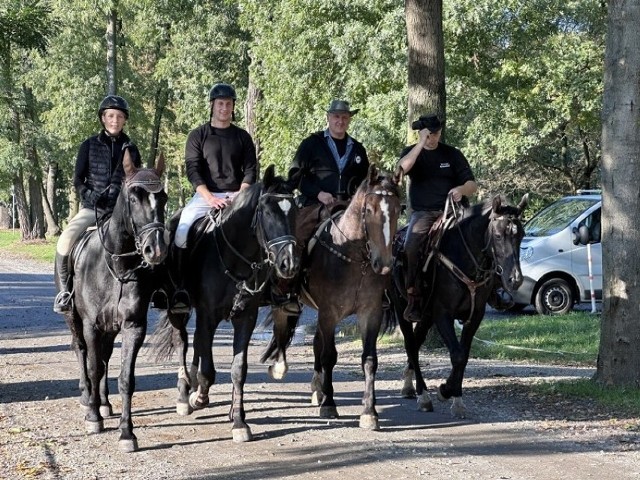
top-left (53, 291), bottom-right (72, 314)
top-left (170, 290), bottom-right (191, 314)
top-left (403, 294), bottom-right (422, 323)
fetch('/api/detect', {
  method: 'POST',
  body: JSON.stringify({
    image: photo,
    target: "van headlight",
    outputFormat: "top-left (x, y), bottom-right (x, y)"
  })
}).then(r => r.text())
top-left (520, 246), bottom-right (533, 262)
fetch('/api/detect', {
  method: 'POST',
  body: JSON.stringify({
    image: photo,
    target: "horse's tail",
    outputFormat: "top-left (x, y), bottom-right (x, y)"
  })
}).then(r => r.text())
top-left (260, 308), bottom-right (300, 364)
top-left (149, 310), bottom-right (182, 363)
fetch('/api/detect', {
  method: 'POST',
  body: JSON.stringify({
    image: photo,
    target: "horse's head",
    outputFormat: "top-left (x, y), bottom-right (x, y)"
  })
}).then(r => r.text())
top-left (120, 150), bottom-right (169, 266)
top-left (488, 194), bottom-right (528, 293)
top-left (253, 165), bottom-right (299, 279)
top-left (356, 164), bottom-right (402, 275)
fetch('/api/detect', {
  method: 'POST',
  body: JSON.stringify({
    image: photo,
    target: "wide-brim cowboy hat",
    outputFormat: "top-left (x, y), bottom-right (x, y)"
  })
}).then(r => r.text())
top-left (326, 100), bottom-right (359, 116)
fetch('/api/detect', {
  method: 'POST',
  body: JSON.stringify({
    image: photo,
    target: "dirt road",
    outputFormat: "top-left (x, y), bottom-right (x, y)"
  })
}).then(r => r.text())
top-left (1, 254), bottom-right (639, 480)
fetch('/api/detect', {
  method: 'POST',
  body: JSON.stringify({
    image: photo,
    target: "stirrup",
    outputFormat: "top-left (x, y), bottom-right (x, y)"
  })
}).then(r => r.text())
top-left (53, 291), bottom-right (72, 314)
top-left (150, 290), bottom-right (168, 310)
top-left (170, 290), bottom-right (191, 314)
top-left (403, 294), bottom-right (422, 323)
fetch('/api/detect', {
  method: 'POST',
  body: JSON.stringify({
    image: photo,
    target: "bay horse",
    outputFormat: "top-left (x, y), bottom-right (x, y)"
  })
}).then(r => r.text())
top-left (59, 151), bottom-right (168, 452)
top-left (151, 165), bottom-right (299, 442)
top-left (386, 194), bottom-right (527, 417)
top-left (262, 165), bottom-right (402, 430)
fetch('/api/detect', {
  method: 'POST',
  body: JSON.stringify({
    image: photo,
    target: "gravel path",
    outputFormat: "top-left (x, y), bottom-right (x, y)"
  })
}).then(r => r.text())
top-left (0, 253), bottom-right (639, 480)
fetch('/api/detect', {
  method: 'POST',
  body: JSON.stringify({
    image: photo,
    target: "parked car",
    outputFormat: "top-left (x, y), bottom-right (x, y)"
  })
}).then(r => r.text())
top-left (511, 190), bottom-right (602, 314)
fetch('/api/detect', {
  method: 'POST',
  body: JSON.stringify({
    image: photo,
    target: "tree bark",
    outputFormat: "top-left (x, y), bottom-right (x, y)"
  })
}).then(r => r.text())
top-left (405, 0), bottom-right (445, 141)
top-left (245, 78), bottom-right (262, 161)
top-left (596, 0), bottom-right (640, 387)
top-left (106, 6), bottom-right (118, 95)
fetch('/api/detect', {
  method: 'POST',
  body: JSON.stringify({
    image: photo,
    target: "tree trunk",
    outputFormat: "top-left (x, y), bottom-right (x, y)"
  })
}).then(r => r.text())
top-left (23, 85), bottom-right (46, 239)
top-left (245, 78), bottom-right (262, 161)
top-left (405, 0), bottom-right (445, 142)
top-left (13, 173), bottom-right (31, 240)
top-left (595, 0), bottom-right (640, 387)
top-left (106, 6), bottom-right (118, 95)
top-left (149, 81), bottom-right (169, 167)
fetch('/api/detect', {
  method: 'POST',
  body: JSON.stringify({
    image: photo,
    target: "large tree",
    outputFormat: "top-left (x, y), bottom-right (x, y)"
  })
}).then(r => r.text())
top-left (595, 0), bottom-right (640, 387)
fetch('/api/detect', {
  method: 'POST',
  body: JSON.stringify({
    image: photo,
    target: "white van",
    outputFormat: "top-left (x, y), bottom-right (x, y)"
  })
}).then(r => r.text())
top-left (511, 190), bottom-right (602, 314)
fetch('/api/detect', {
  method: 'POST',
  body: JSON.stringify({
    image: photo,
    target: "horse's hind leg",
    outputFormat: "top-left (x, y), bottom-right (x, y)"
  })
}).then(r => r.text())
top-left (189, 319), bottom-right (214, 411)
top-left (98, 335), bottom-right (116, 418)
top-left (168, 311), bottom-right (192, 415)
top-left (264, 307), bottom-right (300, 380)
top-left (117, 322), bottom-right (146, 453)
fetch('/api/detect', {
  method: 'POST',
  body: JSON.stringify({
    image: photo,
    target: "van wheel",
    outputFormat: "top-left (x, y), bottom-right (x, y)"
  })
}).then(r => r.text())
top-left (534, 278), bottom-right (574, 315)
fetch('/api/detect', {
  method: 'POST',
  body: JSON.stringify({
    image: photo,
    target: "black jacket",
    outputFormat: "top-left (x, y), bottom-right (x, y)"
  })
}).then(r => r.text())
top-left (288, 131), bottom-right (369, 207)
top-left (73, 131), bottom-right (141, 210)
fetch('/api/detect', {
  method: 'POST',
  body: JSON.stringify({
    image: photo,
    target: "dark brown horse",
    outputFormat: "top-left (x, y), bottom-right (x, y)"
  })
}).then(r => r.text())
top-left (263, 165), bottom-right (402, 430)
top-left (59, 151), bottom-right (168, 452)
top-left (387, 194), bottom-right (527, 417)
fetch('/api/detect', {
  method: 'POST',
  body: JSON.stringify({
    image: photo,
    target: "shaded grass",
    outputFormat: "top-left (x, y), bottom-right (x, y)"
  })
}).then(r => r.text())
top-left (0, 230), bottom-right (57, 263)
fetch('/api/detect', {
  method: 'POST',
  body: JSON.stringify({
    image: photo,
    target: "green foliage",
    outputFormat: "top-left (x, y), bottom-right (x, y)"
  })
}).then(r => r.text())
top-left (533, 379), bottom-right (640, 413)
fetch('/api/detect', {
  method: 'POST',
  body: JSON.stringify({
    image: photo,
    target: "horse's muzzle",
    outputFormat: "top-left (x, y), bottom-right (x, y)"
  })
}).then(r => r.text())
top-left (272, 241), bottom-right (300, 279)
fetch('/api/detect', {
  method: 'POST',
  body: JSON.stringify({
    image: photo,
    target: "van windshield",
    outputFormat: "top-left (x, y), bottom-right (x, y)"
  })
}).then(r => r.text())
top-left (525, 198), bottom-right (600, 237)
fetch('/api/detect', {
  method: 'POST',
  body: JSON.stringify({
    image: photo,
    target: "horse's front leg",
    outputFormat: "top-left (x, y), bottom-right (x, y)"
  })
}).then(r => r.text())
top-left (314, 311), bottom-right (339, 419)
top-left (82, 327), bottom-right (106, 434)
top-left (407, 317), bottom-right (434, 412)
top-left (117, 319), bottom-right (146, 453)
top-left (434, 309), bottom-right (483, 419)
top-left (228, 309), bottom-right (258, 442)
top-left (359, 309), bottom-right (382, 430)
top-left (189, 315), bottom-right (215, 411)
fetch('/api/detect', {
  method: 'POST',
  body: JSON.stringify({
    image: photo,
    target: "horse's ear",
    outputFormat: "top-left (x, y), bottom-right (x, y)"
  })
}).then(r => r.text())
top-left (517, 193), bottom-right (529, 214)
top-left (492, 194), bottom-right (503, 212)
top-left (123, 148), bottom-right (137, 177)
top-left (155, 151), bottom-right (166, 177)
top-left (263, 164), bottom-right (276, 188)
top-left (367, 164), bottom-right (379, 184)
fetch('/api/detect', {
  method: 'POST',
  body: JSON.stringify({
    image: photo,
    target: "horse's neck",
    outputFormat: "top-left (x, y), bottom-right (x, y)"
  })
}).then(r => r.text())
top-left (444, 214), bottom-right (491, 270)
top-left (331, 206), bottom-right (364, 245)
top-left (102, 210), bottom-right (134, 254)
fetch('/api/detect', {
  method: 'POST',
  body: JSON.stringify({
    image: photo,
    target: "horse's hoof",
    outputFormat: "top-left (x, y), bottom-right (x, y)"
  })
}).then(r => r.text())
top-left (85, 419), bottom-right (104, 434)
top-left (359, 414), bottom-right (379, 430)
top-left (99, 405), bottom-right (113, 418)
top-left (450, 397), bottom-right (466, 418)
top-left (189, 392), bottom-right (209, 410)
top-left (319, 405), bottom-right (339, 419)
top-left (401, 386), bottom-right (417, 398)
top-left (437, 390), bottom-right (447, 402)
top-left (268, 362), bottom-right (288, 380)
top-left (232, 426), bottom-right (253, 443)
top-left (310, 391), bottom-right (323, 406)
top-left (118, 438), bottom-right (139, 453)
top-left (176, 401), bottom-right (193, 416)
top-left (417, 392), bottom-right (434, 412)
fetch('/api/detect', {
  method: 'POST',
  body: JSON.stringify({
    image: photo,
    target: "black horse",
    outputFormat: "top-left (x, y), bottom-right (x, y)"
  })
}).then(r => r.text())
top-left (387, 194), bottom-right (527, 417)
top-left (59, 151), bottom-right (168, 452)
top-left (151, 165), bottom-right (299, 442)
top-left (262, 165), bottom-right (402, 430)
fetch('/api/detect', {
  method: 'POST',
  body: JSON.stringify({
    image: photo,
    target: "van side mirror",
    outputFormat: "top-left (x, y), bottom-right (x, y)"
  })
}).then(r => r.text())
top-left (572, 225), bottom-right (590, 245)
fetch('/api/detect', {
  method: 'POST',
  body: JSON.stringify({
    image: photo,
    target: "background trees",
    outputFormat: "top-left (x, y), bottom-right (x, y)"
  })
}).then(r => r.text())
top-left (0, 0), bottom-right (608, 233)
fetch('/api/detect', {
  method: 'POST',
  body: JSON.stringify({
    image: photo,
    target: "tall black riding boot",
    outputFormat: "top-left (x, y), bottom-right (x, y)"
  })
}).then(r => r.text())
top-left (170, 247), bottom-right (191, 314)
top-left (53, 254), bottom-right (72, 314)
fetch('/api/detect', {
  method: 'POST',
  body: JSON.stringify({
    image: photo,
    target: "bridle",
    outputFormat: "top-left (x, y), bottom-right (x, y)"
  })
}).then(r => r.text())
top-left (213, 190), bottom-right (297, 295)
top-left (320, 187), bottom-right (397, 272)
top-left (432, 196), bottom-right (523, 325)
top-left (98, 173), bottom-right (166, 282)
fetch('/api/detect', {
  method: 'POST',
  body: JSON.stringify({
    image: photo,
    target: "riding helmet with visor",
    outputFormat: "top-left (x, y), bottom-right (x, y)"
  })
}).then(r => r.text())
top-left (98, 95), bottom-right (130, 120)
top-left (209, 83), bottom-right (237, 101)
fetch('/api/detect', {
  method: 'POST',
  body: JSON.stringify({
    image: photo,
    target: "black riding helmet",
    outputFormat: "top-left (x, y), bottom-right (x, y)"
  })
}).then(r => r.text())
top-left (209, 83), bottom-right (236, 101)
top-left (98, 95), bottom-right (130, 120)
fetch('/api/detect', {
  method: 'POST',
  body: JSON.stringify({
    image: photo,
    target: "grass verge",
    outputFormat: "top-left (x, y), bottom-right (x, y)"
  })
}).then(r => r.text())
top-left (0, 229), bottom-right (57, 263)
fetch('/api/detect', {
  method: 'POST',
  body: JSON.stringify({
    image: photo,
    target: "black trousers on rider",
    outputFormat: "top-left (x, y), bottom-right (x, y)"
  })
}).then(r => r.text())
top-left (403, 210), bottom-right (442, 322)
